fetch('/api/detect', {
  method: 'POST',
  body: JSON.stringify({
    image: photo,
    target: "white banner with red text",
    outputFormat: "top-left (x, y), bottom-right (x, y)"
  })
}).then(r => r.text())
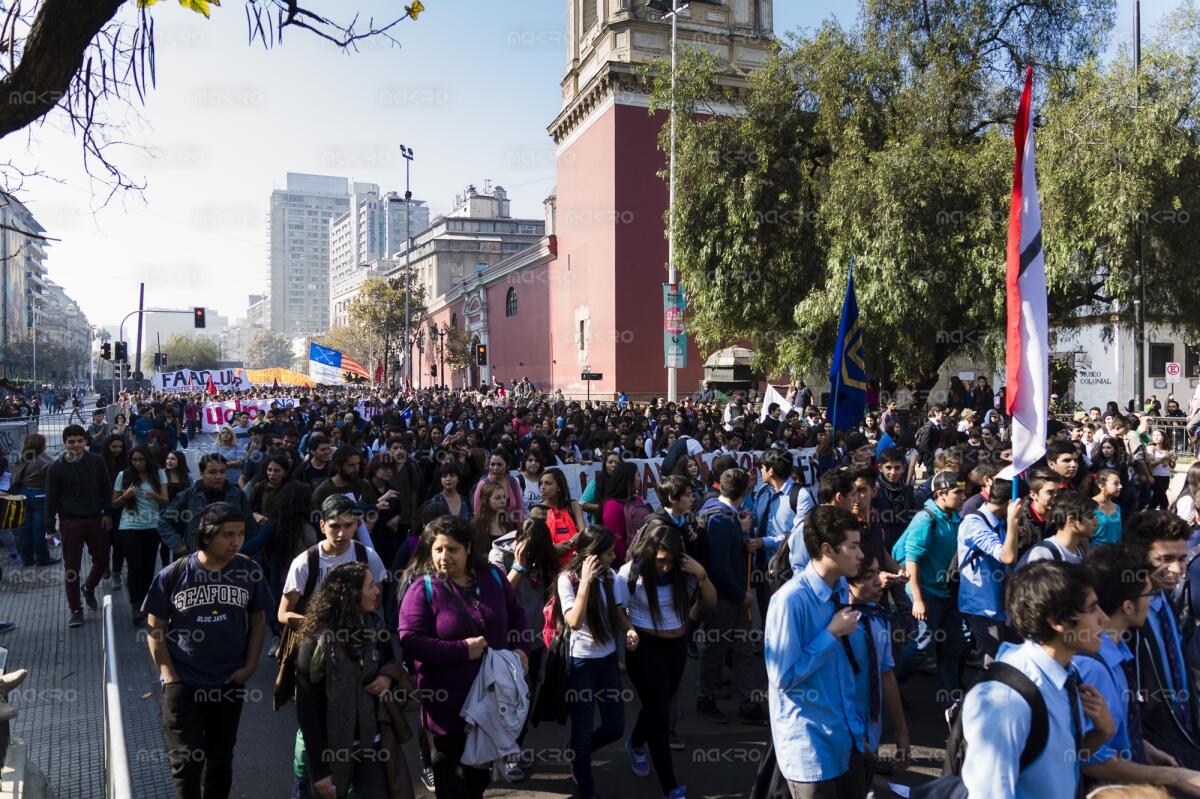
top-left (200, 398), bottom-right (298, 433)
top-left (154, 369), bottom-right (254, 393)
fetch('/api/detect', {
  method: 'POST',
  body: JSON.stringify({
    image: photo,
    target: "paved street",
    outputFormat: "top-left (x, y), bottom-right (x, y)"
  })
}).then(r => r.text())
top-left (0, 540), bottom-right (952, 798)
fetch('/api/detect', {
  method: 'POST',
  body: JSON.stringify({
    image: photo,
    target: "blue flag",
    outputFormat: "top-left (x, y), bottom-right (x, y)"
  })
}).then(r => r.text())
top-left (829, 262), bottom-right (867, 432)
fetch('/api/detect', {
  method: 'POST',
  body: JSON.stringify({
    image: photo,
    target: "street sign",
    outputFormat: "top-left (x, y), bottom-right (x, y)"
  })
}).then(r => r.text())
top-left (1166, 362), bottom-right (1183, 381)
top-left (580, 372), bottom-right (603, 381)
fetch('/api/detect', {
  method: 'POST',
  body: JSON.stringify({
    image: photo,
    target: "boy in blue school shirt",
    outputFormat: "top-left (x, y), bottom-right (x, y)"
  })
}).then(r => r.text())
top-left (961, 561), bottom-right (1115, 799)
top-left (764, 505), bottom-right (866, 798)
top-left (847, 549), bottom-right (909, 786)
top-left (957, 476), bottom-right (1020, 665)
top-left (1073, 543), bottom-right (1200, 791)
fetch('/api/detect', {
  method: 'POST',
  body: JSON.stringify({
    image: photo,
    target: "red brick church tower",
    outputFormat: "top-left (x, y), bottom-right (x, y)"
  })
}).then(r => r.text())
top-left (546, 0), bottom-right (776, 399)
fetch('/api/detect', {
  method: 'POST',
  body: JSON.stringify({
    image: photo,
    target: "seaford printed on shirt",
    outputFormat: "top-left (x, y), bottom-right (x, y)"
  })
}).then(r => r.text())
top-left (154, 369), bottom-right (253, 393)
top-left (171, 582), bottom-right (250, 615)
top-left (200, 398), bottom-right (298, 433)
top-left (514, 448), bottom-right (818, 511)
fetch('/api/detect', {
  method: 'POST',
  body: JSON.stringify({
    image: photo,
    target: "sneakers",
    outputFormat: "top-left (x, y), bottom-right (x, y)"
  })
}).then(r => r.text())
top-left (68, 611), bottom-right (83, 628)
top-left (420, 766), bottom-right (435, 792)
top-left (81, 586), bottom-right (98, 610)
top-left (696, 696), bottom-right (728, 725)
top-left (109, 572), bottom-right (122, 592)
top-left (626, 737), bottom-right (650, 777)
top-left (35, 558), bottom-right (60, 567)
top-left (0, 622), bottom-right (16, 634)
top-left (290, 776), bottom-right (310, 799)
top-left (668, 727), bottom-right (685, 751)
top-left (503, 754), bottom-right (527, 783)
top-left (737, 702), bottom-right (769, 726)
top-left (666, 787), bottom-right (687, 799)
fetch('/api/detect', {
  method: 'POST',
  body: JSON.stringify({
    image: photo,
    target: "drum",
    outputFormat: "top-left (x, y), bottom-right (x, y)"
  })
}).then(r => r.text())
top-left (0, 494), bottom-right (25, 529)
top-left (0, 491), bottom-right (24, 527)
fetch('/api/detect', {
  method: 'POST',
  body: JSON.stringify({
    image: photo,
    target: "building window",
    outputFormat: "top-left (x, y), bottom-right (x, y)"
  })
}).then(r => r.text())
top-left (1186, 344), bottom-right (1200, 378)
top-left (579, 320), bottom-right (586, 351)
top-left (582, 0), bottom-right (597, 31)
top-left (506, 288), bottom-right (518, 317)
top-left (1149, 342), bottom-right (1175, 378)
top-left (451, 313), bottom-right (458, 328)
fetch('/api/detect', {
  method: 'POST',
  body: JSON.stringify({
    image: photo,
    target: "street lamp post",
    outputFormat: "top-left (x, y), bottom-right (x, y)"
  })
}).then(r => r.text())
top-left (1132, 0), bottom-right (1146, 411)
top-left (662, 0), bottom-right (689, 403)
top-left (400, 144), bottom-right (415, 389)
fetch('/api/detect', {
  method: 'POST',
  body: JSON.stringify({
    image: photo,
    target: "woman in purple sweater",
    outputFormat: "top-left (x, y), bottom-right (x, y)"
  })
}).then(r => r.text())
top-left (397, 515), bottom-right (530, 798)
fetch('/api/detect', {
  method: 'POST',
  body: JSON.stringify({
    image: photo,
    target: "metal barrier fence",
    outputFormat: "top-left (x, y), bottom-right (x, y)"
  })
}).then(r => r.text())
top-left (36, 402), bottom-right (125, 455)
top-left (102, 595), bottom-right (134, 799)
top-left (1053, 414), bottom-right (1198, 456)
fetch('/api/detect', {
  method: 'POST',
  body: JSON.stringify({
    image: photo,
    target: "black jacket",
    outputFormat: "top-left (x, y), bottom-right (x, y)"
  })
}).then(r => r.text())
top-left (45, 451), bottom-right (110, 531)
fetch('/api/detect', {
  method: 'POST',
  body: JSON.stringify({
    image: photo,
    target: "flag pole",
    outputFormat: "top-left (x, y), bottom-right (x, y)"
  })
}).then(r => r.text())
top-left (828, 257), bottom-right (854, 433)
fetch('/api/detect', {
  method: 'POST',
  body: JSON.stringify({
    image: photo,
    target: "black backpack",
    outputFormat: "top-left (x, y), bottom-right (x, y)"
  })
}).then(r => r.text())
top-left (911, 661), bottom-right (1049, 798)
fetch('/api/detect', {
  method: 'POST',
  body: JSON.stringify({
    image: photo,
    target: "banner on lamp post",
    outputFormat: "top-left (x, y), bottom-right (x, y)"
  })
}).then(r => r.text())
top-left (663, 283), bottom-right (687, 369)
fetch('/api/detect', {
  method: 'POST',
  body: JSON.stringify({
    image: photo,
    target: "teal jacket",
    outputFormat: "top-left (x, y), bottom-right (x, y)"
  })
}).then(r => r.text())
top-left (897, 499), bottom-right (960, 601)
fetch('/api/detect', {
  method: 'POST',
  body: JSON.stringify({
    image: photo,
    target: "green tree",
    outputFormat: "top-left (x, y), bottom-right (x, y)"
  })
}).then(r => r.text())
top-left (244, 329), bottom-right (295, 369)
top-left (647, 0), bottom-right (1200, 390)
top-left (149, 333), bottom-right (219, 371)
top-left (348, 275), bottom-right (427, 384)
top-left (441, 324), bottom-right (473, 377)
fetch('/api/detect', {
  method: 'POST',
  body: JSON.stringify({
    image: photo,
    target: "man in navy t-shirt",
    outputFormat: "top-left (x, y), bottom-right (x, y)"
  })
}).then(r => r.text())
top-left (143, 502), bottom-right (270, 799)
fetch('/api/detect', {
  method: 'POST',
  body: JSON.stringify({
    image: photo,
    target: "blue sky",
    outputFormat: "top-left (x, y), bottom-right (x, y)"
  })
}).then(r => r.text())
top-left (0, 0), bottom-right (1175, 329)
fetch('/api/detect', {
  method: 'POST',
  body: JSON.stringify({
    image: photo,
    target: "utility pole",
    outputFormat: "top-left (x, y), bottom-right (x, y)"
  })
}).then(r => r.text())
top-left (664, 0), bottom-right (689, 403)
top-left (400, 144), bottom-right (415, 389)
top-left (1133, 0), bottom-right (1146, 411)
top-left (134, 283), bottom-right (146, 387)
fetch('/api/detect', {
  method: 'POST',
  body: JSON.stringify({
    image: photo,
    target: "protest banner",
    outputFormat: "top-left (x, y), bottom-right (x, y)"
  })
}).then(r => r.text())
top-left (154, 369), bottom-right (253, 393)
top-left (513, 447), bottom-right (818, 511)
top-left (201, 398), bottom-right (297, 432)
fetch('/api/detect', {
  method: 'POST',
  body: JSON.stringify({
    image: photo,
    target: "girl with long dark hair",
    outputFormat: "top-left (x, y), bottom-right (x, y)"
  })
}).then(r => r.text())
top-left (295, 561), bottom-right (413, 798)
top-left (102, 434), bottom-right (129, 590)
top-left (471, 481), bottom-right (517, 557)
top-left (540, 467), bottom-right (585, 563)
top-left (599, 461), bottom-right (647, 562)
top-left (242, 480), bottom-right (319, 615)
top-left (580, 451), bottom-right (621, 523)
top-left (558, 525), bottom-right (638, 799)
top-left (619, 521), bottom-right (715, 798)
top-left (112, 445), bottom-right (168, 623)
top-left (489, 518), bottom-right (562, 782)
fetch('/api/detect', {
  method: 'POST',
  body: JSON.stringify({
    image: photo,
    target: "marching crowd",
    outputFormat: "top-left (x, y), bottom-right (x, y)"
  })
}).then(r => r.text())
top-left (6, 378), bottom-right (1200, 799)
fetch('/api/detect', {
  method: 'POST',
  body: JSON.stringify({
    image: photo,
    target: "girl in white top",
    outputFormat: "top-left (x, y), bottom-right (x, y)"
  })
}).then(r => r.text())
top-left (617, 521), bottom-right (715, 798)
top-left (1146, 428), bottom-right (1177, 510)
top-left (557, 525), bottom-right (636, 799)
top-left (1171, 462), bottom-right (1200, 527)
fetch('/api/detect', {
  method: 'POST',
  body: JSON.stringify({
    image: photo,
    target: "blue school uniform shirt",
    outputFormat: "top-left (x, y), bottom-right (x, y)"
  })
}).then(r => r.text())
top-left (754, 477), bottom-right (814, 561)
top-left (1073, 632), bottom-right (1135, 763)
top-left (961, 640), bottom-right (1083, 799)
top-left (847, 604), bottom-right (894, 751)
top-left (1148, 591), bottom-right (1189, 712)
top-left (956, 505), bottom-right (1009, 620)
top-left (141, 553), bottom-right (272, 688)
top-left (764, 562), bottom-right (864, 782)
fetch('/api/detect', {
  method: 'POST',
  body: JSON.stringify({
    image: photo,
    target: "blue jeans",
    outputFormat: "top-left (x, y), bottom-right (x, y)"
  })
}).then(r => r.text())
top-left (568, 652), bottom-right (624, 797)
top-left (15, 490), bottom-right (49, 566)
top-left (897, 594), bottom-right (964, 705)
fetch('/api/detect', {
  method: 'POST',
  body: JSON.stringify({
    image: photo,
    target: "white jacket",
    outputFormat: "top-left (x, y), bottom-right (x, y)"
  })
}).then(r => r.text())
top-left (459, 648), bottom-right (529, 766)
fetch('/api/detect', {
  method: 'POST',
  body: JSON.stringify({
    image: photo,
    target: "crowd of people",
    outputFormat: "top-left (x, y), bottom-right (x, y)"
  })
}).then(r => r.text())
top-left (5, 378), bottom-right (1200, 799)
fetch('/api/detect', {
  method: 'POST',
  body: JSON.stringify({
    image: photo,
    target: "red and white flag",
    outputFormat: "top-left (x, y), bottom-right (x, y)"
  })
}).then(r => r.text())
top-left (1000, 66), bottom-right (1049, 480)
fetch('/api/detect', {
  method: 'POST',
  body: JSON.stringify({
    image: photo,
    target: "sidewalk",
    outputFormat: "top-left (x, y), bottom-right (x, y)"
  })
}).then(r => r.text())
top-left (0, 552), bottom-right (172, 798)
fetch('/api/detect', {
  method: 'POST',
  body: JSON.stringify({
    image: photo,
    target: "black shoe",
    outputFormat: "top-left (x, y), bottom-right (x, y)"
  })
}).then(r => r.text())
top-left (696, 697), bottom-right (728, 725)
top-left (0, 622), bottom-right (15, 634)
top-left (668, 727), bottom-right (685, 751)
top-left (737, 703), bottom-right (769, 726)
top-left (131, 612), bottom-right (146, 627)
top-left (35, 558), bottom-right (60, 566)
top-left (421, 766), bottom-right (435, 791)
top-left (68, 611), bottom-right (83, 628)
top-left (81, 586), bottom-right (98, 610)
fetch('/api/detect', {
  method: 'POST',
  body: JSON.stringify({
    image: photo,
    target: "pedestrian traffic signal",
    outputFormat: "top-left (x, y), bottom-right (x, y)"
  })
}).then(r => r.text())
top-left (475, 343), bottom-right (488, 366)
top-left (122, 364), bottom-right (132, 378)
top-left (100, 342), bottom-right (111, 360)
top-left (158, 352), bottom-right (168, 367)
top-left (193, 307), bottom-right (206, 328)
top-left (114, 341), bottom-right (128, 362)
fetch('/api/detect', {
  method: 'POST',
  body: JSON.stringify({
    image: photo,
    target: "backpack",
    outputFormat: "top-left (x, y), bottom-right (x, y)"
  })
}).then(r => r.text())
top-left (910, 661), bottom-right (1050, 798)
top-left (946, 511), bottom-right (991, 604)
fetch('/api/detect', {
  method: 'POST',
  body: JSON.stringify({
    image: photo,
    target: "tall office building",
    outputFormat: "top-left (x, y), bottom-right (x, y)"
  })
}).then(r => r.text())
top-left (268, 173), bottom-right (374, 336)
top-left (329, 190), bottom-right (430, 328)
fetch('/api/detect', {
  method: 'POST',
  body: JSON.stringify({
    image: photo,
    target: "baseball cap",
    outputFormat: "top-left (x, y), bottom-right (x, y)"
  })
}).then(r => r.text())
top-left (320, 494), bottom-right (359, 521)
top-left (931, 471), bottom-right (964, 494)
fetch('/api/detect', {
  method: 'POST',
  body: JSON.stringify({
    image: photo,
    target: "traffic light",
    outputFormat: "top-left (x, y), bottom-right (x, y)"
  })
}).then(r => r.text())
top-left (100, 342), bottom-right (111, 360)
top-left (158, 352), bottom-right (168, 367)
top-left (122, 364), bottom-right (132, 378)
top-left (475, 343), bottom-right (488, 366)
top-left (193, 307), bottom-right (206, 328)
top-left (114, 341), bottom-right (128, 362)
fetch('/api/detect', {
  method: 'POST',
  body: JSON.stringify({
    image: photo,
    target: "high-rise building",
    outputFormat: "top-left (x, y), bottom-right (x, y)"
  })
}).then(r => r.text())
top-left (0, 193), bottom-right (47, 376)
top-left (268, 173), bottom-right (373, 337)
top-left (329, 190), bottom-right (430, 328)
